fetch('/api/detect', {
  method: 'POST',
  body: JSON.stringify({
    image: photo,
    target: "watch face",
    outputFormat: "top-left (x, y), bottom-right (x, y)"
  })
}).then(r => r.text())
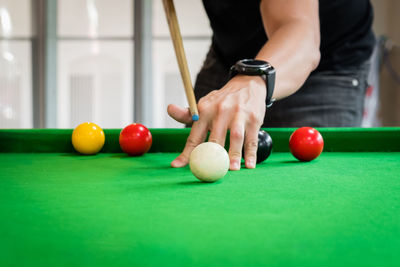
top-left (236, 59), bottom-right (274, 75)
top-left (240, 59), bottom-right (268, 67)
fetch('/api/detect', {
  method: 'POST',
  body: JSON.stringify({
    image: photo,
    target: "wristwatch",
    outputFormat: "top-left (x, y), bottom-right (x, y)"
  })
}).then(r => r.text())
top-left (229, 59), bottom-right (276, 108)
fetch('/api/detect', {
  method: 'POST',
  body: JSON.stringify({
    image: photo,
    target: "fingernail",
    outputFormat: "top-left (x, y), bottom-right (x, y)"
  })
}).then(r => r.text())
top-left (247, 159), bottom-right (255, 168)
top-left (171, 159), bottom-right (179, 167)
top-left (171, 158), bottom-right (184, 168)
top-left (231, 161), bottom-right (240, 170)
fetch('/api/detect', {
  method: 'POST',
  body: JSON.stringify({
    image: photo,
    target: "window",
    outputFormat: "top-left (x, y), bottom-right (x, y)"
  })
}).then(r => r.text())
top-left (57, 0), bottom-right (133, 128)
top-left (0, 0), bottom-right (212, 129)
top-left (0, 0), bottom-right (33, 128)
top-left (152, 0), bottom-right (211, 128)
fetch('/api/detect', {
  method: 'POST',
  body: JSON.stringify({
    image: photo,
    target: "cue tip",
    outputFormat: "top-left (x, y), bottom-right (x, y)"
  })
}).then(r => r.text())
top-left (192, 114), bottom-right (199, 121)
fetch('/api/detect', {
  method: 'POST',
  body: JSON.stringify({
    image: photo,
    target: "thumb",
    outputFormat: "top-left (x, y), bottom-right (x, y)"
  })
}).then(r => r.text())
top-left (167, 104), bottom-right (193, 124)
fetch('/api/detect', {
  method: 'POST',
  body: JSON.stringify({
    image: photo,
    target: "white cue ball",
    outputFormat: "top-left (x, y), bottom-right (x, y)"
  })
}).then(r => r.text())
top-left (189, 142), bottom-right (230, 182)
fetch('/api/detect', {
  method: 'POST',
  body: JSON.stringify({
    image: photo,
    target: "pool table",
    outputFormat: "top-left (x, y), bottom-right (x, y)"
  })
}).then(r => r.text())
top-left (1, 128), bottom-right (400, 266)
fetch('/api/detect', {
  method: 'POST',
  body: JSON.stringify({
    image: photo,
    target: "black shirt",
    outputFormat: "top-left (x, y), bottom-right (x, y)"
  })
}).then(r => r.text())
top-left (202, 0), bottom-right (375, 72)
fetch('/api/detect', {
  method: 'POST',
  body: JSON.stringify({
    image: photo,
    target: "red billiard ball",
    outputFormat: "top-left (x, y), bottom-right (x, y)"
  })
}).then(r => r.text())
top-left (289, 127), bottom-right (324, 161)
top-left (119, 123), bottom-right (152, 156)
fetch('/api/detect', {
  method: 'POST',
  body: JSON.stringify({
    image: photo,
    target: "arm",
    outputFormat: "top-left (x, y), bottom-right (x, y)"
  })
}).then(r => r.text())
top-left (168, 0), bottom-right (321, 170)
top-left (257, 0), bottom-right (321, 99)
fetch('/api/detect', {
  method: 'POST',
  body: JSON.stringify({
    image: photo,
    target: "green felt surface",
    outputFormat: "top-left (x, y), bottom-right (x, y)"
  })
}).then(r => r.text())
top-left (1, 152), bottom-right (400, 266)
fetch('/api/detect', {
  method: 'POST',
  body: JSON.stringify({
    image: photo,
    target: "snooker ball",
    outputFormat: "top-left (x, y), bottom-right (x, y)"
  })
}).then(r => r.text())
top-left (189, 142), bottom-right (229, 183)
top-left (119, 123), bottom-right (152, 156)
top-left (289, 127), bottom-right (324, 161)
top-left (242, 130), bottom-right (273, 164)
top-left (72, 122), bottom-right (105, 155)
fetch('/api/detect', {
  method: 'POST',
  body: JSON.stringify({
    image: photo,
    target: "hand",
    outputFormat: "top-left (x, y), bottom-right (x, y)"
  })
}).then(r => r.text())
top-left (168, 75), bottom-right (266, 170)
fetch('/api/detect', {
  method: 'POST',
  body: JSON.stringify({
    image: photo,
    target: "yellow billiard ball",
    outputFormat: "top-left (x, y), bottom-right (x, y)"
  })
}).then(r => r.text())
top-left (72, 122), bottom-right (105, 155)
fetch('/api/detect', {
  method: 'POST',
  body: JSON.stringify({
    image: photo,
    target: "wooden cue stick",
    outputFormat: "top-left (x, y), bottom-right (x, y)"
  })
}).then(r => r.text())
top-left (162, 0), bottom-right (199, 121)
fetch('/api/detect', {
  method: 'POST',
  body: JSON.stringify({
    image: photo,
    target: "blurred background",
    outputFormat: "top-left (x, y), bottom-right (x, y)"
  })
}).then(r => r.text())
top-left (0, 0), bottom-right (399, 129)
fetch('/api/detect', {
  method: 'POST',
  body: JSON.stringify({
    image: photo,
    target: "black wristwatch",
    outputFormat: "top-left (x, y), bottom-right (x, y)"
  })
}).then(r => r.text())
top-left (229, 59), bottom-right (276, 108)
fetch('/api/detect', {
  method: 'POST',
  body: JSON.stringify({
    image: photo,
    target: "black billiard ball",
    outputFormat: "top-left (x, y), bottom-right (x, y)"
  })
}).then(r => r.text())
top-left (256, 130), bottom-right (273, 163)
top-left (242, 130), bottom-right (273, 164)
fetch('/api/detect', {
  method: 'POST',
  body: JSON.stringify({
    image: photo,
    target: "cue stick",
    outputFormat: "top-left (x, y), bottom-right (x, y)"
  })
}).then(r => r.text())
top-left (162, 0), bottom-right (199, 121)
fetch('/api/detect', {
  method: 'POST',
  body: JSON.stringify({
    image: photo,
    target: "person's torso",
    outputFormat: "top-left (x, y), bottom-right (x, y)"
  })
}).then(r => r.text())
top-left (202, 0), bottom-right (375, 71)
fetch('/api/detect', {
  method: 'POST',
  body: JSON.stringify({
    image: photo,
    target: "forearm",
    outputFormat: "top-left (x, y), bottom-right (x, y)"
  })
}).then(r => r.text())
top-left (257, 1), bottom-right (320, 100)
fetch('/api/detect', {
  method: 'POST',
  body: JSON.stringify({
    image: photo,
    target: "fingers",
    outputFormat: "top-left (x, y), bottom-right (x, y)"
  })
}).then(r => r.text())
top-left (171, 120), bottom-right (208, 168)
top-left (167, 104), bottom-right (193, 124)
top-left (243, 124), bottom-right (259, 169)
top-left (207, 106), bottom-right (230, 148)
top-left (228, 117), bottom-right (245, 171)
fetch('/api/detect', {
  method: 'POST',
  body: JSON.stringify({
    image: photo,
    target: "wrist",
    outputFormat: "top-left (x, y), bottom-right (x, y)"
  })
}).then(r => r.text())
top-left (233, 74), bottom-right (265, 87)
top-left (229, 59), bottom-right (276, 108)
